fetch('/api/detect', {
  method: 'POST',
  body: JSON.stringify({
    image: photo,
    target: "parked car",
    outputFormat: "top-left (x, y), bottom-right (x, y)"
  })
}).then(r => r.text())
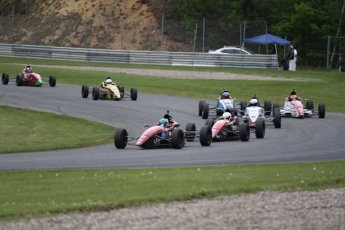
top-left (208, 46), bottom-right (253, 55)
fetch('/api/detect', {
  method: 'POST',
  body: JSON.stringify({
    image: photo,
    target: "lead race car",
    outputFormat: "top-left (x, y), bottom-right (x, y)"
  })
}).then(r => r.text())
top-left (114, 111), bottom-right (212, 149)
top-left (273, 90), bottom-right (325, 118)
top-left (2, 66), bottom-right (56, 87)
top-left (81, 77), bottom-right (137, 101)
top-left (198, 90), bottom-right (238, 119)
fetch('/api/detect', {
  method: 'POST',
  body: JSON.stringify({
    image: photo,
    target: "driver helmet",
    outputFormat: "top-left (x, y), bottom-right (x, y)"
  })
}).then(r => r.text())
top-left (26, 65), bottom-right (32, 73)
top-left (290, 89), bottom-right (297, 96)
top-left (249, 98), bottom-right (258, 106)
top-left (105, 78), bottom-right (112, 85)
top-left (159, 118), bottom-right (167, 126)
top-left (222, 112), bottom-right (231, 120)
top-left (222, 91), bottom-right (230, 99)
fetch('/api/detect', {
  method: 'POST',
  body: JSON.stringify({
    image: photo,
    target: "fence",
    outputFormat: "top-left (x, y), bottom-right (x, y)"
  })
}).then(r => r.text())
top-left (0, 43), bottom-right (278, 69)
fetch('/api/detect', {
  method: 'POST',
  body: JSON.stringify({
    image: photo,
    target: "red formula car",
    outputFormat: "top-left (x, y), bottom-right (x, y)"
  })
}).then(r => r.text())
top-left (2, 69), bottom-right (56, 87)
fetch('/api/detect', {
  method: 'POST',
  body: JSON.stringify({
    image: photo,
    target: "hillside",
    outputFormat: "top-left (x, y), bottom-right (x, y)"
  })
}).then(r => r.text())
top-left (0, 0), bottom-right (187, 51)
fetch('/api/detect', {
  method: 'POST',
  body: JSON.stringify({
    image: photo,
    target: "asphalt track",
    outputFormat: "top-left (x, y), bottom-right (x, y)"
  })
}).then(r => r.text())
top-left (0, 82), bottom-right (344, 170)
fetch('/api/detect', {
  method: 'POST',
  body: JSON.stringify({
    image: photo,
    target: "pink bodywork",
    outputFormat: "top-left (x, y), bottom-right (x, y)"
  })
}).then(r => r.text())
top-left (211, 117), bottom-right (238, 138)
top-left (286, 97), bottom-right (304, 116)
top-left (136, 122), bottom-right (178, 146)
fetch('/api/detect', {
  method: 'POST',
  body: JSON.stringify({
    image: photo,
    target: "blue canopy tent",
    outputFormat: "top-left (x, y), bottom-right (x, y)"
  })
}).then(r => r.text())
top-left (244, 33), bottom-right (290, 69)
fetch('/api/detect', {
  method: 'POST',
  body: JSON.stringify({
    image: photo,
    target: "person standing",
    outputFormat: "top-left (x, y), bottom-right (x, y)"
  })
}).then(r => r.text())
top-left (288, 45), bottom-right (297, 71)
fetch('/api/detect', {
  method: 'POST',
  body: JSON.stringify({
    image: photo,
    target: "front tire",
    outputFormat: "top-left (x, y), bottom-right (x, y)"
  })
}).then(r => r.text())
top-left (81, 84), bottom-right (89, 98)
top-left (273, 108), bottom-right (281, 128)
top-left (2, 73), bottom-right (9, 85)
top-left (255, 119), bottom-right (265, 138)
top-left (239, 123), bottom-right (250, 142)
top-left (171, 129), bottom-right (185, 149)
top-left (49, 75), bottom-right (56, 87)
top-left (198, 100), bottom-right (205, 116)
top-left (130, 87), bottom-right (138, 101)
top-left (318, 103), bottom-right (325, 118)
top-left (118, 85), bottom-right (125, 98)
top-left (199, 125), bottom-right (212, 146)
top-left (114, 128), bottom-right (128, 149)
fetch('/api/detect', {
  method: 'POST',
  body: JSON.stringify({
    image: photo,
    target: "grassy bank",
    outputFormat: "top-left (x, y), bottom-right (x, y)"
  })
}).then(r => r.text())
top-left (0, 161), bottom-right (344, 220)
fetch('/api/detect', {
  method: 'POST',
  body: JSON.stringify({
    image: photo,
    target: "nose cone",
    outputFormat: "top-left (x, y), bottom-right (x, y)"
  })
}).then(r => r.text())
top-left (35, 78), bottom-right (43, 86)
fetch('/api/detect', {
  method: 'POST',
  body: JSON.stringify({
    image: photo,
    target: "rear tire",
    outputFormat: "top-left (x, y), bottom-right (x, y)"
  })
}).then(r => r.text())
top-left (114, 128), bottom-right (128, 149)
top-left (239, 123), bottom-right (250, 142)
top-left (92, 87), bottom-right (100, 100)
top-left (318, 103), bottom-right (325, 118)
top-left (202, 103), bottom-right (209, 119)
top-left (306, 100), bottom-right (314, 110)
top-left (16, 74), bottom-right (24, 86)
top-left (264, 100), bottom-right (272, 116)
top-left (81, 84), bottom-right (89, 98)
top-left (255, 119), bottom-right (265, 138)
top-left (198, 100), bottom-right (205, 116)
top-left (185, 123), bottom-right (196, 142)
top-left (2, 73), bottom-right (9, 85)
top-left (240, 101), bottom-right (247, 113)
top-left (49, 75), bottom-right (56, 87)
top-left (130, 87), bottom-right (138, 101)
top-left (205, 118), bottom-right (214, 127)
top-left (171, 129), bottom-right (185, 149)
top-left (199, 125), bottom-right (212, 146)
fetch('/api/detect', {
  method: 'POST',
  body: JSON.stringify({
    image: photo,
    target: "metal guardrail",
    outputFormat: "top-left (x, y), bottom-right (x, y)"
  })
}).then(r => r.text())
top-left (0, 43), bottom-right (278, 69)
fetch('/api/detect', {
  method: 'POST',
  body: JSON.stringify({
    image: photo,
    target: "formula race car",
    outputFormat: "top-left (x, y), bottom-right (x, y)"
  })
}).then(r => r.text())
top-left (202, 112), bottom-right (250, 142)
top-left (81, 83), bottom-right (138, 101)
top-left (2, 72), bottom-right (56, 87)
top-left (114, 111), bottom-right (212, 149)
top-left (198, 91), bottom-right (238, 119)
top-left (239, 98), bottom-right (281, 135)
top-left (274, 95), bottom-right (325, 118)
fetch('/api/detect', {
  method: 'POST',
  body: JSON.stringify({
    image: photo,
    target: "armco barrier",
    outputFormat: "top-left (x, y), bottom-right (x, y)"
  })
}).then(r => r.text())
top-left (0, 43), bottom-right (278, 69)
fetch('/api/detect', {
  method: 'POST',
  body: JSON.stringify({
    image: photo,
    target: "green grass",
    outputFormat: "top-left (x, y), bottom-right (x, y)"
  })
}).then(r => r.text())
top-left (0, 106), bottom-right (114, 153)
top-left (0, 161), bottom-right (344, 220)
top-left (1, 57), bottom-right (344, 113)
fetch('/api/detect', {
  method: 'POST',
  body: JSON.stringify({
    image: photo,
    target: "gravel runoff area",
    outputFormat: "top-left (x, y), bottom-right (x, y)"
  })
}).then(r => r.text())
top-left (1, 188), bottom-right (344, 230)
top-left (33, 64), bottom-right (322, 82)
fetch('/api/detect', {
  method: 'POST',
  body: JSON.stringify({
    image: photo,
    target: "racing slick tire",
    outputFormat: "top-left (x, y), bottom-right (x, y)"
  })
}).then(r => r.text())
top-left (205, 118), bottom-right (215, 127)
top-left (239, 122), bottom-right (250, 142)
top-left (130, 87), bottom-right (138, 101)
top-left (49, 75), bottom-right (57, 87)
top-left (16, 74), bottom-right (24, 86)
top-left (306, 100), bottom-right (314, 110)
top-left (92, 87), bottom-right (100, 100)
top-left (273, 108), bottom-right (281, 128)
top-left (199, 125), bottom-right (212, 146)
top-left (264, 100), bottom-right (272, 116)
top-left (81, 84), bottom-right (89, 98)
top-left (2, 73), bottom-right (9, 85)
top-left (255, 119), bottom-right (265, 138)
top-left (185, 123), bottom-right (196, 142)
top-left (202, 103), bottom-right (209, 119)
top-left (240, 101), bottom-right (247, 115)
top-left (272, 103), bottom-right (280, 116)
top-left (114, 128), bottom-right (128, 149)
top-left (118, 85), bottom-right (125, 98)
top-left (198, 100), bottom-right (205, 116)
top-left (171, 129), bottom-right (185, 149)
top-left (318, 103), bottom-right (326, 118)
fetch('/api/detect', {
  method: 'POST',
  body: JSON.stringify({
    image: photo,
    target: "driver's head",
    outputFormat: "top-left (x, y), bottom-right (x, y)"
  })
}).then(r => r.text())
top-left (222, 112), bottom-right (231, 120)
top-left (290, 89), bottom-right (297, 96)
top-left (105, 78), bottom-right (112, 85)
top-left (250, 98), bottom-right (258, 106)
top-left (222, 91), bottom-right (230, 99)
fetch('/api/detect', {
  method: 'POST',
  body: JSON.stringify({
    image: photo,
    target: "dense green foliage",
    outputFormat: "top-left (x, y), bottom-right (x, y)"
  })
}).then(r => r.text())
top-left (150, 0), bottom-right (345, 67)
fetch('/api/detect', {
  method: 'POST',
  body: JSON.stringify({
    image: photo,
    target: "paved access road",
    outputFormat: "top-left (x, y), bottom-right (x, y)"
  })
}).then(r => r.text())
top-left (0, 83), bottom-right (344, 170)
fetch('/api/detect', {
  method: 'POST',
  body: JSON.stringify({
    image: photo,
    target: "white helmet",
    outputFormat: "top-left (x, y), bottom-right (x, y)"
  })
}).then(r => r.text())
top-left (222, 112), bottom-right (231, 120)
top-left (250, 98), bottom-right (258, 106)
top-left (105, 79), bottom-right (112, 85)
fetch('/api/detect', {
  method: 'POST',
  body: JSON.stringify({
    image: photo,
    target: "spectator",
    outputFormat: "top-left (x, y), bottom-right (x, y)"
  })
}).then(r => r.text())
top-left (288, 45), bottom-right (297, 71)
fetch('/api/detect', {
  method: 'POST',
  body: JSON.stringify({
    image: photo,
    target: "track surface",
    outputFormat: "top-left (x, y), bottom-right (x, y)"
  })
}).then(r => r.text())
top-left (0, 83), bottom-right (345, 170)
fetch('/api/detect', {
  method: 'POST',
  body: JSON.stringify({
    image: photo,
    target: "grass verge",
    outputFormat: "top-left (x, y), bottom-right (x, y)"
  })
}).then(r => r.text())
top-left (0, 161), bottom-right (344, 220)
top-left (0, 106), bottom-right (114, 153)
